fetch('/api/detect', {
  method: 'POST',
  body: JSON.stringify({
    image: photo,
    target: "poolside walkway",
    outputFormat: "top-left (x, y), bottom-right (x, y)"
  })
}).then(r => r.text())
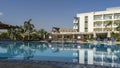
top-left (0, 59), bottom-right (116, 68)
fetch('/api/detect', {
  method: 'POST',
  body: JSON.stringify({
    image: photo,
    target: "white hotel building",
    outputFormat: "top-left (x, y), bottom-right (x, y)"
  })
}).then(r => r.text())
top-left (73, 7), bottom-right (120, 33)
top-left (52, 7), bottom-right (120, 41)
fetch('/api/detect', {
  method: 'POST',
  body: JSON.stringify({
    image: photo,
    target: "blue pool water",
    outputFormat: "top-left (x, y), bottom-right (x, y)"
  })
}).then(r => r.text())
top-left (0, 41), bottom-right (120, 67)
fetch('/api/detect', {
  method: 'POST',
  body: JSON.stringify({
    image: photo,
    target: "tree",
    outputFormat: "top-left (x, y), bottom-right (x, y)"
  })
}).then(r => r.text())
top-left (111, 32), bottom-right (116, 39)
top-left (38, 29), bottom-right (47, 40)
top-left (0, 32), bottom-right (10, 40)
top-left (17, 26), bottom-right (26, 40)
top-left (105, 21), bottom-right (113, 40)
top-left (30, 29), bottom-right (40, 40)
top-left (7, 29), bottom-right (11, 39)
top-left (116, 23), bottom-right (120, 41)
top-left (105, 21), bottom-right (113, 31)
top-left (24, 19), bottom-right (34, 40)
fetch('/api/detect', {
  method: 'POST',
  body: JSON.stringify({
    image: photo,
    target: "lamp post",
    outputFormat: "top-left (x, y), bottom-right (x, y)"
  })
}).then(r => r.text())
top-left (49, 35), bottom-right (52, 39)
top-left (77, 35), bottom-right (81, 43)
top-left (48, 35), bottom-right (52, 42)
top-left (77, 36), bottom-right (81, 39)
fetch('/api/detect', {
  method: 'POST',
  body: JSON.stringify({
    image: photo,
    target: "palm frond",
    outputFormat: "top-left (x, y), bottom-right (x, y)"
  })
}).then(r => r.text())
top-left (105, 21), bottom-right (112, 27)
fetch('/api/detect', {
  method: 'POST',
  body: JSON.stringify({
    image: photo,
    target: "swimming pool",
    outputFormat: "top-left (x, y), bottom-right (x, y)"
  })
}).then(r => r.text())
top-left (0, 41), bottom-right (120, 68)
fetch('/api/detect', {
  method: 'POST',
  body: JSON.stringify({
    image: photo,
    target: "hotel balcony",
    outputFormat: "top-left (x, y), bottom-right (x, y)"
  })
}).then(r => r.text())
top-left (94, 21), bottom-right (102, 28)
top-left (73, 26), bottom-right (78, 29)
top-left (94, 15), bottom-right (102, 21)
top-left (94, 28), bottom-right (102, 32)
top-left (94, 25), bottom-right (102, 28)
top-left (103, 21), bottom-right (113, 27)
top-left (113, 20), bottom-right (120, 27)
top-left (103, 14), bottom-right (113, 20)
top-left (73, 20), bottom-right (79, 24)
top-left (103, 28), bottom-right (112, 32)
top-left (94, 21), bottom-right (102, 23)
top-left (114, 13), bottom-right (120, 20)
top-left (94, 14), bottom-right (120, 21)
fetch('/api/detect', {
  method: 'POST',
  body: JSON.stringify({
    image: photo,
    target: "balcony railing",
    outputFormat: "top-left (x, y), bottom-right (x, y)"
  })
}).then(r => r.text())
top-left (73, 20), bottom-right (78, 24)
top-left (73, 26), bottom-right (78, 29)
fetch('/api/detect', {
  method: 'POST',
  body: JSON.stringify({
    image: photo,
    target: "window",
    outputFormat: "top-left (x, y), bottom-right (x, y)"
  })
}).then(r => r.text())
top-left (94, 23), bottom-right (102, 27)
top-left (94, 30), bottom-right (102, 32)
top-left (114, 20), bottom-right (120, 26)
top-left (84, 16), bottom-right (88, 32)
top-left (85, 23), bottom-right (88, 28)
top-left (114, 13), bottom-right (120, 19)
top-left (94, 15), bottom-right (102, 20)
top-left (104, 14), bottom-right (112, 20)
top-left (85, 28), bottom-right (88, 32)
top-left (85, 21), bottom-right (88, 23)
top-left (103, 21), bottom-right (112, 27)
top-left (85, 16), bottom-right (88, 21)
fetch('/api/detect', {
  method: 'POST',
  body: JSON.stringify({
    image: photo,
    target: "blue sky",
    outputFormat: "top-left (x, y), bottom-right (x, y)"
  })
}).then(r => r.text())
top-left (0, 0), bottom-right (120, 31)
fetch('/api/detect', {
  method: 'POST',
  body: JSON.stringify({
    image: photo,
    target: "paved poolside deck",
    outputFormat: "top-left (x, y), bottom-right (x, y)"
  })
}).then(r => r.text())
top-left (0, 59), bottom-right (116, 68)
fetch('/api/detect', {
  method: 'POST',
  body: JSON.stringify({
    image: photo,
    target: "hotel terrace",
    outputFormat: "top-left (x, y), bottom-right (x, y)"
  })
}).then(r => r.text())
top-left (51, 7), bottom-right (120, 41)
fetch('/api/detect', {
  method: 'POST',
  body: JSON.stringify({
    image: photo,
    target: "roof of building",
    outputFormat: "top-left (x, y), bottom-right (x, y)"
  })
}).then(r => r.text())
top-left (77, 7), bottom-right (120, 15)
top-left (0, 21), bottom-right (19, 29)
top-left (52, 27), bottom-right (76, 33)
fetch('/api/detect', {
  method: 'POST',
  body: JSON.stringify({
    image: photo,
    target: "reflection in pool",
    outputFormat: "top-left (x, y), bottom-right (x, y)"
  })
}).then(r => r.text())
top-left (0, 41), bottom-right (120, 67)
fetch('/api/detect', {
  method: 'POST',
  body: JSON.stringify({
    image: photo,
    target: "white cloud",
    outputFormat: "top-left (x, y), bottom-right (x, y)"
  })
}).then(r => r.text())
top-left (0, 12), bottom-right (3, 15)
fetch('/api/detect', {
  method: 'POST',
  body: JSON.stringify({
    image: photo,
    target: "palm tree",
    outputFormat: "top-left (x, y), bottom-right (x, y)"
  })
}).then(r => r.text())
top-left (0, 32), bottom-right (9, 40)
top-left (111, 32), bottom-right (116, 40)
top-left (10, 25), bottom-right (22, 40)
top-left (17, 26), bottom-right (26, 40)
top-left (105, 21), bottom-right (113, 40)
top-left (30, 29), bottom-right (39, 40)
top-left (38, 29), bottom-right (47, 40)
top-left (24, 19), bottom-right (34, 40)
top-left (7, 29), bottom-right (11, 39)
top-left (105, 21), bottom-right (113, 31)
top-left (12, 29), bottom-right (18, 40)
top-left (116, 23), bottom-right (120, 40)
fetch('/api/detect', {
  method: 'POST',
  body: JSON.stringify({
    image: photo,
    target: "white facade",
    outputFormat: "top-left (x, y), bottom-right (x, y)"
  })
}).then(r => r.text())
top-left (73, 7), bottom-right (120, 33)
top-left (79, 49), bottom-right (94, 64)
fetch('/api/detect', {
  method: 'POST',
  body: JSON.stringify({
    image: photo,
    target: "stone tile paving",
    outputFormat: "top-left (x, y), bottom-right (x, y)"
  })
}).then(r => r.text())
top-left (0, 59), bottom-right (116, 68)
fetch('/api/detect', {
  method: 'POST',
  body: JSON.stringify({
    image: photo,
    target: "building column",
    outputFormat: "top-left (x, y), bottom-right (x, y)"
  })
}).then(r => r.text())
top-left (102, 21), bottom-right (104, 32)
top-left (79, 49), bottom-right (85, 64)
top-left (112, 13), bottom-right (114, 31)
top-left (111, 53), bottom-right (114, 67)
top-left (107, 31), bottom-right (111, 40)
top-left (101, 53), bottom-right (104, 65)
